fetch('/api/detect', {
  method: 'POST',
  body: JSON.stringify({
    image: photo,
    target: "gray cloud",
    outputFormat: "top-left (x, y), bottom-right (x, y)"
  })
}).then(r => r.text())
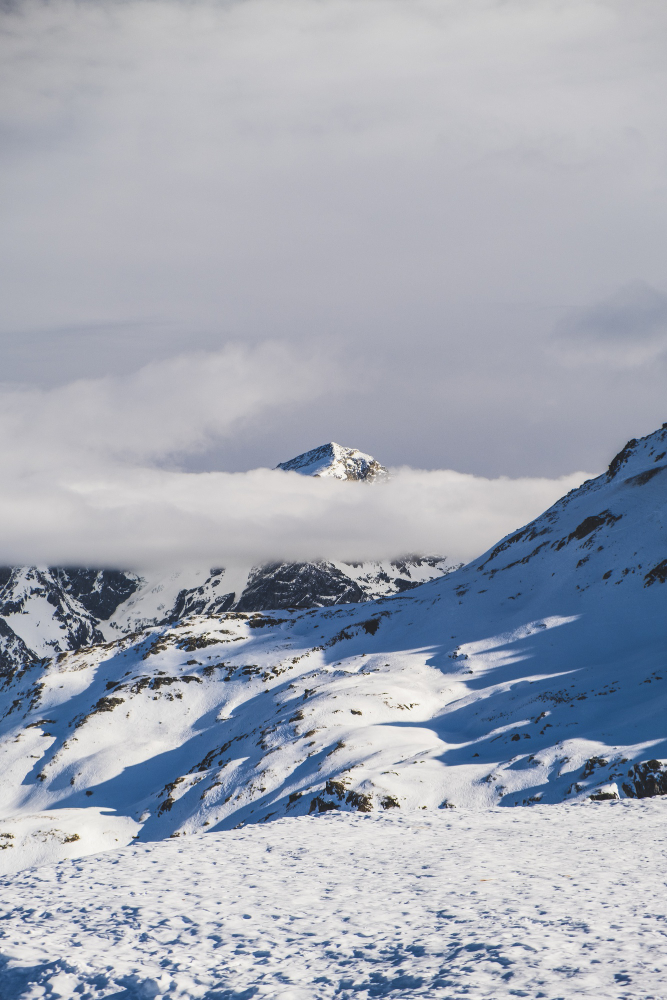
top-left (0, 342), bottom-right (590, 568)
top-left (552, 282), bottom-right (667, 367)
top-left (1, 0), bottom-right (666, 481)
top-left (0, 463), bottom-right (588, 570)
top-left (0, 341), bottom-right (332, 466)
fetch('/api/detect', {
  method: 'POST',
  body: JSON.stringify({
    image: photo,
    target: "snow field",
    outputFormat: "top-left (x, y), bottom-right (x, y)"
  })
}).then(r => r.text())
top-left (1, 802), bottom-right (667, 999)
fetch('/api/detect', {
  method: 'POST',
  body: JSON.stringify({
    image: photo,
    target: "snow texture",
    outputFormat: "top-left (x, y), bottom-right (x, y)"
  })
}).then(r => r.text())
top-left (1, 804), bottom-right (667, 999)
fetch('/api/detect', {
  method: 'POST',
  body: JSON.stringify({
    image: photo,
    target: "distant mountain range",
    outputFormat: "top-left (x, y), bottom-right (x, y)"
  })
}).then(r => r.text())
top-left (0, 443), bottom-right (453, 670)
top-left (1, 423), bottom-right (666, 873)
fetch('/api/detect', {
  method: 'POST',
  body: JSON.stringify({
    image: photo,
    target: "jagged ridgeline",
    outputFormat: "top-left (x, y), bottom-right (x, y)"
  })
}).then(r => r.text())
top-left (0, 444), bottom-right (453, 671)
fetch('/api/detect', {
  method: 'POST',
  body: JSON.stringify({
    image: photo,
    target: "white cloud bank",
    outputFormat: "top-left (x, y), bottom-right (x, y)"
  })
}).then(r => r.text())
top-left (0, 343), bottom-right (592, 568)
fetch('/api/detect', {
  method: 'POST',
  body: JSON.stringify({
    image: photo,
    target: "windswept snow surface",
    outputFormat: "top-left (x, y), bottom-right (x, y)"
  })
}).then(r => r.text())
top-left (2, 804), bottom-right (667, 999)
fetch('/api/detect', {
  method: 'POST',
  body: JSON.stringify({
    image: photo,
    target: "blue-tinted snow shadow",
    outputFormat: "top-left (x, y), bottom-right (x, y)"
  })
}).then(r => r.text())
top-left (41, 682), bottom-right (281, 836)
top-left (207, 737), bottom-right (349, 833)
top-left (380, 613), bottom-right (667, 769)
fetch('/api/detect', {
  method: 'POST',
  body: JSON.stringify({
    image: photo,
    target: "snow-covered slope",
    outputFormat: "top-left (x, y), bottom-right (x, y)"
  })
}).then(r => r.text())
top-left (0, 424), bottom-right (665, 873)
top-left (2, 804), bottom-right (667, 1000)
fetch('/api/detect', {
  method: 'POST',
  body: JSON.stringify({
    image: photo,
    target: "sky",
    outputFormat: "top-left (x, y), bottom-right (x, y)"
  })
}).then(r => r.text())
top-left (0, 0), bottom-right (665, 567)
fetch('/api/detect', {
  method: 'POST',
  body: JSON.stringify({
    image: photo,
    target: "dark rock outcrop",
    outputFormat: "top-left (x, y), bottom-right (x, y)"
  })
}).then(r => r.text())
top-left (52, 568), bottom-right (140, 620)
top-left (622, 760), bottom-right (667, 798)
top-left (0, 618), bottom-right (36, 686)
top-left (235, 562), bottom-right (366, 611)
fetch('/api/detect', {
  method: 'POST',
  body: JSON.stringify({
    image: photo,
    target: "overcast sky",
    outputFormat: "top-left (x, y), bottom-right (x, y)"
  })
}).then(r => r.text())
top-left (0, 0), bottom-right (665, 566)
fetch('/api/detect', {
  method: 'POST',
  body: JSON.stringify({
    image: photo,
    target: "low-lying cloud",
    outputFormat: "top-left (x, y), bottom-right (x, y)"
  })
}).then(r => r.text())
top-left (0, 343), bottom-right (591, 569)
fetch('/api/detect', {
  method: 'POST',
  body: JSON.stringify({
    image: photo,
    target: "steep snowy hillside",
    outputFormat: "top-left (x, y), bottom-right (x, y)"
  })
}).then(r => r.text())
top-left (0, 424), bottom-right (665, 872)
top-left (0, 444), bottom-right (451, 658)
top-left (0, 567), bottom-right (134, 659)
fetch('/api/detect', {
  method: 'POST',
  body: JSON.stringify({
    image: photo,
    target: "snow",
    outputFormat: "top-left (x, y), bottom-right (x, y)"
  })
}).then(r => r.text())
top-left (101, 566), bottom-right (249, 638)
top-left (1, 803), bottom-right (667, 999)
top-left (0, 568), bottom-right (102, 657)
top-left (2, 596), bottom-right (69, 656)
top-left (276, 442), bottom-right (387, 481)
top-left (0, 425), bottom-right (665, 996)
top-left (0, 808), bottom-right (138, 875)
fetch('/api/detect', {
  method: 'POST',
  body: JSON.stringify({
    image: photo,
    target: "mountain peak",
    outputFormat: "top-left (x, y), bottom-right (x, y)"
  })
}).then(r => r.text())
top-left (276, 442), bottom-right (388, 481)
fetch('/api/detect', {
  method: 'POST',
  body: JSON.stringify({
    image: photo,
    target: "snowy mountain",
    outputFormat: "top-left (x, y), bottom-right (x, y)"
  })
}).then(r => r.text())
top-left (276, 441), bottom-right (388, 481)
top-left (0, 423), bottom-right (665, 873)
top-left (101, 553), bottom-right (453, 637)
top-left (0, 444), bottom-right (451, 660)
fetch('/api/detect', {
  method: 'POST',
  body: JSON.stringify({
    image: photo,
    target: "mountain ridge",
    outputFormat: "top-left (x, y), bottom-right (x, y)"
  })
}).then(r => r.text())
top-left (0, 422), bottom-right (665, 872)
top-left (0, 443), bottom-right (451, 669)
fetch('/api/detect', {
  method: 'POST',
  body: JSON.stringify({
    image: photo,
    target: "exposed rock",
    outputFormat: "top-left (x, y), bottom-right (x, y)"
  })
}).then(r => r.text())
top-left (52, 568), bottom-right (140, 620)
top-left (0, 618), bottom-right (36, 686)
top-left (236, 562), bottom-right (366, 611)
top-left (622, 760), bottom-right (667, 798)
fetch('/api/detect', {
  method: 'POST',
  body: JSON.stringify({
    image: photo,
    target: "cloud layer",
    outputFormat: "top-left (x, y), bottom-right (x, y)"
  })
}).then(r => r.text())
top-left (0, 344), bottom-right (590, 568)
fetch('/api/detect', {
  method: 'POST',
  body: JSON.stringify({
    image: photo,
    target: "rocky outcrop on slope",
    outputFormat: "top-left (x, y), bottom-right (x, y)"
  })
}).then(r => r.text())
top-left (0, 618), bottom-right (36, 685)
top-left (52, 568), bottom-right (140, 620)
top-left (235, 561), bottom-right (365, 610)
top-left (622, 760), bottom-right (667, 798)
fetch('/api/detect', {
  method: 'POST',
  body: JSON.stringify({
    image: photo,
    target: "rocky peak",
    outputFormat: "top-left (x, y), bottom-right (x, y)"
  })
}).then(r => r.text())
top-left (276, 442), bottom-right (388, 482)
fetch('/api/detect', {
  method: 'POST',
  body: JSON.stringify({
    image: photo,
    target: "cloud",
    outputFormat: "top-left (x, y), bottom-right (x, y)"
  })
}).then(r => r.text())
top-left (551, 282), bottom-right (667, 367)
top-left (0, 461), bottom-right (590, 570)
top-left (1, 0), bottom-right (667, 479)
top-left (0, 340), bottom-right (332, 468)
top-left (0, 342), bottom-right (591, 568)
